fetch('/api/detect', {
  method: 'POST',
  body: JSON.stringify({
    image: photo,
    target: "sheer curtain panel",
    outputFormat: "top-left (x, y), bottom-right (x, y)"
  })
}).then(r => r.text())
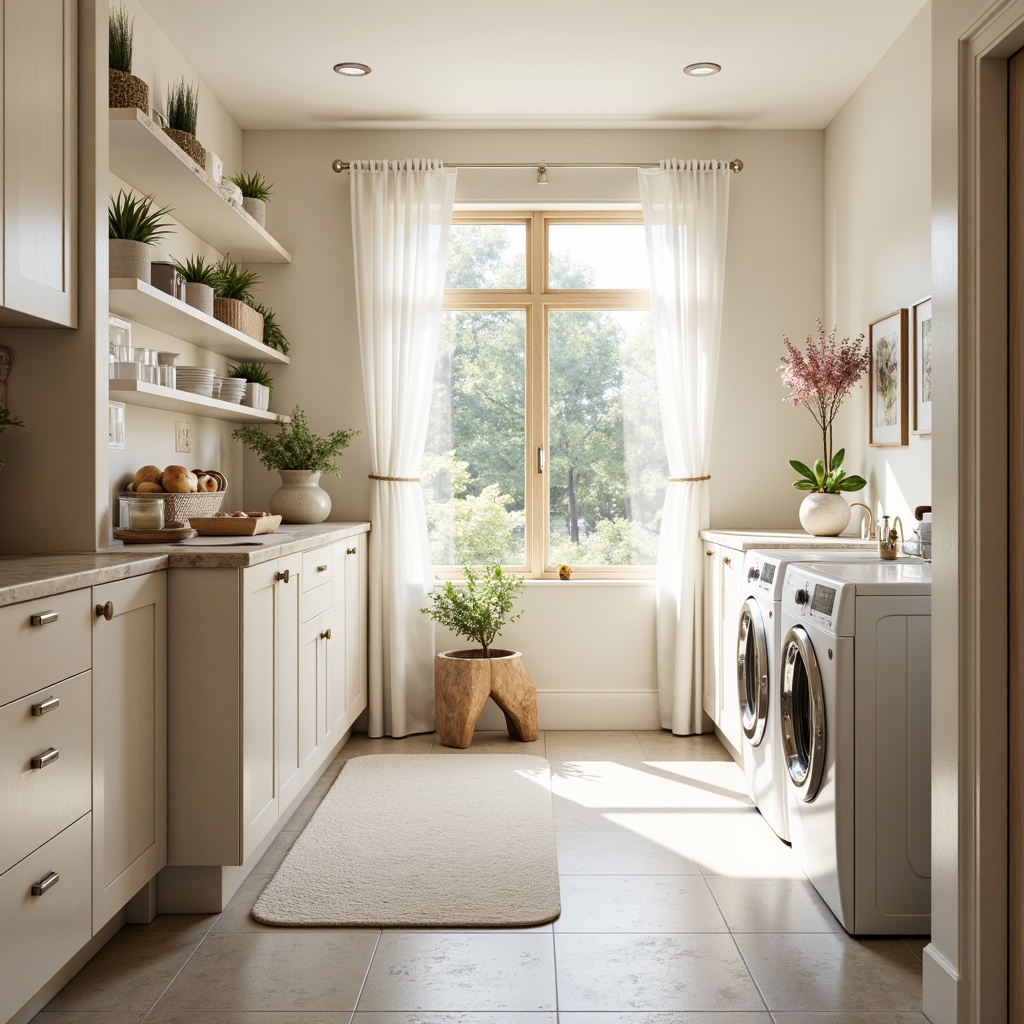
top-left (639, 159), bottom-right (731, 735)
top-left (350, 159), bottom-right (457, 737)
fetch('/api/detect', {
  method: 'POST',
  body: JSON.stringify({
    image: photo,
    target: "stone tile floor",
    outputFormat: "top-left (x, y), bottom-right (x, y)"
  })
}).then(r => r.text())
top-left (32, 731), bottom-right (929, 1024)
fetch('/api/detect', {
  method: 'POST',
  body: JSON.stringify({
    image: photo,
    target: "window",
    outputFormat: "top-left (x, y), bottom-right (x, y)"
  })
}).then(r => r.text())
top-left (424, 212), bottom-right (666, 578)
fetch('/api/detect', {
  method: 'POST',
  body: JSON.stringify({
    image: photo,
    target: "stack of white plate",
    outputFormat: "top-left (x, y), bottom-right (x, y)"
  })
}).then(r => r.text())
top-left (217, 377), bottom-right (247, 404)
top-left (176, 366), bottom-right (217, 398)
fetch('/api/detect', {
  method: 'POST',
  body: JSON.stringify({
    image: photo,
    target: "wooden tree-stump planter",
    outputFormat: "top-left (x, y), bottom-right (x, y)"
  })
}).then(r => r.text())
top-left (435, 649), bottom-right (538, 749)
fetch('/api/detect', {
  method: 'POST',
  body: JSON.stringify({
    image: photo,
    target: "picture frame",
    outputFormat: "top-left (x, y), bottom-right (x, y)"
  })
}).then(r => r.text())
top-left (911, 296), bottom-right (933, 434)
top-left (868, 308), bottom-right (909, 447)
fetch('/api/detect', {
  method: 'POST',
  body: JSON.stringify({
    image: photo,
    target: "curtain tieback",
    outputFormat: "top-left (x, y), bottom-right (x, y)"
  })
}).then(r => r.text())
top-left (668, 475), bottom-right (711, 483)
top-left (368, 474), bottom-right (421, 483)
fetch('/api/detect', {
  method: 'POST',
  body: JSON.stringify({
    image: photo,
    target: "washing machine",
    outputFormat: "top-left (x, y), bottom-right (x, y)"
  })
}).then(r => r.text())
top-left (779, 560), bottom-right (932, 934)
top-left (737, 548), bottom-right (914, 843)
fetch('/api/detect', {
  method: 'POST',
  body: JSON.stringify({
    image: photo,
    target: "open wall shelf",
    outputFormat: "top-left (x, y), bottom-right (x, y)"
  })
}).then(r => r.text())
top-left (109, 379), bottom-right (288, 423)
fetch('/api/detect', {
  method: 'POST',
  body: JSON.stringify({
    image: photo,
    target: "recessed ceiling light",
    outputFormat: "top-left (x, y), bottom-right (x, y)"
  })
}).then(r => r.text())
top-left (333, 62), bottom-right (371, 77)
top-left (683, 62), bottom-right (721, 77)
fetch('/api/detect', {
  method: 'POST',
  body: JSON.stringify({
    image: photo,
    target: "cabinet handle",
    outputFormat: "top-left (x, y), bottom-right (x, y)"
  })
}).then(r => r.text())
top-left (95, 601), bottom-right (114, 620)
top-left (276, 569), bottom-right (291, 583)
top-left (723, 556), bottom-right (732, 566)
top-left (346, 547), bottom-right (356, 555)
top-left (31, 747), bottom-right (60, 769)
top-left (320, 628), bottom-right (332, 641)
top-left (31, 871), bottom-right (60, 897)
top-left (30, 610), bottom-right (59, 626)
top-left (31, 696), bottom-right (60, 716)
top-left (317, 564), bottom-right (328, 573)
top-left (706, 549), bottom-right (715, 557)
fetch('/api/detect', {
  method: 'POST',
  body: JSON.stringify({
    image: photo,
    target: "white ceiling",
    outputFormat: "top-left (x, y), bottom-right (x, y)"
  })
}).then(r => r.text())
top-left (138, 0), bottom-right (928, 132)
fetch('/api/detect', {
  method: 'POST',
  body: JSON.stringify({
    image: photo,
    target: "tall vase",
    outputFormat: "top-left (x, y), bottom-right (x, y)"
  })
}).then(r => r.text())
top-left (799, 492), bottom-right (851, 537)
top-left (269, 469), bottom-right (331, 524)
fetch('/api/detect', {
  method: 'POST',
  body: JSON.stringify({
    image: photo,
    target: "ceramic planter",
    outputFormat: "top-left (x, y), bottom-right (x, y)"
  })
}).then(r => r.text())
top-left (109, 238), bottom-right (152, 283)
top-left (269, 469), bottom-right (331, 524)
top-left (241, 196), bottom-right (266, 228)
top-left (184, 281), bottom-right (214, 317)
top-left (799, 492), bottom-right (851, 537)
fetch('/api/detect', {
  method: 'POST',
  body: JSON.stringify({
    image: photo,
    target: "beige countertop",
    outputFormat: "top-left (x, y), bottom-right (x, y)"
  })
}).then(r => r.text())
top-left (0, 522), bottom-right (370, 606)
top-left (700, 528), bottom-right (878, 550)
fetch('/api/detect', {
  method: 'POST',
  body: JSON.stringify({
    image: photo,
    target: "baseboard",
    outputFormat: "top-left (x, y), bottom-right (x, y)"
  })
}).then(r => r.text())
top-left (475, 688), bottom-right (661, 731)
top-left (923, 943), bottom-right (965, 1024)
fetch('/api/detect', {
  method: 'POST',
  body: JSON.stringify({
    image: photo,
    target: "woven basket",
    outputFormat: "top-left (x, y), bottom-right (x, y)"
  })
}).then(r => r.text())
top-left (163, 126), bottom-right (206, 168)
top-left (109, 69), bottom-right (148, 114)
top-left (214, 297), bottom-right (264, 343)
top-left (119, 489), bottom-right (224, 523)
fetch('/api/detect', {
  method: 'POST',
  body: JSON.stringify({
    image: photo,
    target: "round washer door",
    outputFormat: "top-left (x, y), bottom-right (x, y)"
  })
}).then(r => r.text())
top-left (736, 598), bottom-right (769, 746)
top-left (780, 624), bottom-right (826, 802)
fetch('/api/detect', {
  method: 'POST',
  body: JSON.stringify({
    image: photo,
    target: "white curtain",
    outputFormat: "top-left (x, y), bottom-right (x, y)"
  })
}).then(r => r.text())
top-left (639, 159), bottom-right (731, 735)
top-left (350, 158), bottom-right (457, 737)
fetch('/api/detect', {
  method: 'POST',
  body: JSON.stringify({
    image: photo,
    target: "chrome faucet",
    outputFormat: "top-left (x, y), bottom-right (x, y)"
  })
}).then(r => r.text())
top-left (849, 502), bottom-right (875, 540)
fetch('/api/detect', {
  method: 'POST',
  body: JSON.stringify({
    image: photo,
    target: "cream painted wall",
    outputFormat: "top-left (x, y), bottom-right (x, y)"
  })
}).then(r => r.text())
top-left (824, 6), bottom-right (933, 532)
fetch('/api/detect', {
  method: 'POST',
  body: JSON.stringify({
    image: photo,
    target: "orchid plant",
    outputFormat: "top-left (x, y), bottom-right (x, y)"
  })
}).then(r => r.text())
top-left (778, 320), bottom-right (870, 494)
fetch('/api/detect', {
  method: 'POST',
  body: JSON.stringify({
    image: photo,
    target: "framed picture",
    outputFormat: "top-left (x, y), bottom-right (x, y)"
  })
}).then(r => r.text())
top-left (868, 308), bottom-right (909, 447)
top-left (912, 296), bottom-right (933, 434)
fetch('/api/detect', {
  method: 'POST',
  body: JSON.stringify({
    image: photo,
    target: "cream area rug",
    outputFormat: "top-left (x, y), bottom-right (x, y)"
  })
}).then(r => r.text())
top-left (251, 753), bottom-right (561, 928)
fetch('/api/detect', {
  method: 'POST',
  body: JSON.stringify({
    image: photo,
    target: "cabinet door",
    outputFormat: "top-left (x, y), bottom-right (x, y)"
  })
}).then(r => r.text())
top-left (92, 571), bottom-right (166, 930)
top-left (343, 534), bottom-right (368, 727)
top-left (702, 544), bottom-right (720, 719)
top-left (717, 547), bottom-right (744, 756)
top-left (3, 0), bottom-right (76, 326)
top-left (298, 610), bottom-right (329, 784)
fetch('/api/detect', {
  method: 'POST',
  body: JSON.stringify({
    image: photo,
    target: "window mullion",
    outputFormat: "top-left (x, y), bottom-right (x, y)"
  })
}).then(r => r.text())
top-left (525, 211), bottom-right (548, 579)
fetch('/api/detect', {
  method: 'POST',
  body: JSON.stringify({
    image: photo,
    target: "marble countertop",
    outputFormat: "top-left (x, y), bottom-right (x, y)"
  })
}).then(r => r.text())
top-left (700, 528), bottom-right (877, 550)
top-left (0, 522), bottom-right (370, 605)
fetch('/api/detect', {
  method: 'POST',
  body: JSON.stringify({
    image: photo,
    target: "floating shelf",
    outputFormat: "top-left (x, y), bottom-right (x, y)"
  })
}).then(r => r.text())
top-left (109, 108), bottom-right (292, 264)
top-left (109, 279), bottom-right (290, 364)
top-left (109, 379), bottom-right (288, 423)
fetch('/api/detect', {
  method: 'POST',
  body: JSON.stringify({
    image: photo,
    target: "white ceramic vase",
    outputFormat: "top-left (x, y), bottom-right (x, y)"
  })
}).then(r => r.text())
top-left (241, 196), bottom-right (266, 228)
top-left (269, 469), bottom-right (331, 524)
top-left (799, 492), bottom-right (851, 536)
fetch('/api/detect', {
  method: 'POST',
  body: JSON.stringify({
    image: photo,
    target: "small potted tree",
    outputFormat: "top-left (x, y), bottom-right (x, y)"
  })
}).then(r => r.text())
top-left (227, 360), bottom-right (273, 412)
top-left (163, 77), bottom-right (204, 166)
top-left (227, 170), bottom-right (274, 228)
top-left (171, 254), bottom-right (218, 316)
top-left (109, 4), bottom-right (148, 113)
top-left (212, 256), bottom-right (263, 342)
top-left (422, 563), bottom-right (537, 748)
top-left (109, 189), bottom-right (174, 284)
top-left (232, 405), bottom-right (358, 523)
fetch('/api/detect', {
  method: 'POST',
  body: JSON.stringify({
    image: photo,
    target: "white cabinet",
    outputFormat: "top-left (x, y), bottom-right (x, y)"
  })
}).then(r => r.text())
top-left (91, 572), bottom-right (167, 929)
top-left (0, 0), bottom-right (77, 327)
top-left (337, 534), bottom-right (368, 728)
top-left (702, 540), bottom-right (744, 758)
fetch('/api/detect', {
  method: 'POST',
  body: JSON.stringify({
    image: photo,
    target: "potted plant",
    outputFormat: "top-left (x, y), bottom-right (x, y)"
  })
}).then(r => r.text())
top-left (163, 77), bottom-right (204, 167)
top-left (212, 256), bottom-right (263, 342)
top-left (421, 563), bottom-right (537, 749)
top-left (232, 405), bottom-right (358, 523)
top-left (245, 300), bottom-right (290, 354)
top-left (109, 189), bottom-right (174, 284)
top-left (778, 319), bottom-right (871, 536)
top-left (171, 254), bottom-right (218, 316)
top-left (227, 170), bottom-right (274, 228)
top-left (227, 360), bottom-right (273, 412)
top-left (109, 5), bottom-right (148, 114)
top-left (0, 407), bottom-right (24, 469)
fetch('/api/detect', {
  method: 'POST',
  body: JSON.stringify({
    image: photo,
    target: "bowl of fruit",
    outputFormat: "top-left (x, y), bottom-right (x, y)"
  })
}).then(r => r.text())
top-left (119, 465), bottom-right (227, 522)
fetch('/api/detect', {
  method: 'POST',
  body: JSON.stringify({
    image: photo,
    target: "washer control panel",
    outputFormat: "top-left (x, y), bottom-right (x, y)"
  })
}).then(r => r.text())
top-left (782, 567), bottom-right (854, 634)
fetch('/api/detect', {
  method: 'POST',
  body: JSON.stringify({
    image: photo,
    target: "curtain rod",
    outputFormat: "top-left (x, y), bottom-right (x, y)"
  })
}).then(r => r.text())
top-left (331, 158), bottom-right (743, 174)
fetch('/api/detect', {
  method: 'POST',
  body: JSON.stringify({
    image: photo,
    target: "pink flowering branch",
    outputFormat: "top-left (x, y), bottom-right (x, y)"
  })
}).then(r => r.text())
top-left (778, 320), bottom-right (869, 469)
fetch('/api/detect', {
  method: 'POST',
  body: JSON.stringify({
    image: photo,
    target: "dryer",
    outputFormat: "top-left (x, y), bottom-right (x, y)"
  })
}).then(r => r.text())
top-left (779, 560), bottom-right (932, 934)
top-left (737, 548), bottom-right (913, 843)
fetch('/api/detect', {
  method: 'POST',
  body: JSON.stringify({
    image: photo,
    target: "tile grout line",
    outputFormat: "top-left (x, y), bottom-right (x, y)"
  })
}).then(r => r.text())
top-left (137, 918), bottom-right (221, 1022)
top-left (346, 928), bottom-right (384, 1022)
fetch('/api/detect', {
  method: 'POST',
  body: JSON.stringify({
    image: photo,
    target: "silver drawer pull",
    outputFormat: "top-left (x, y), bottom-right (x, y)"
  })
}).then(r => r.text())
top-left (31, 747), bottom-right (60, 769)
top-left (30, 610), bottom-right (59, 626)
top-left (31, 696), bottom-right (60, 716)
top-left (317, 564), bottom-right (328, 572)
top-left (31, 871), bottom-right (59, 896)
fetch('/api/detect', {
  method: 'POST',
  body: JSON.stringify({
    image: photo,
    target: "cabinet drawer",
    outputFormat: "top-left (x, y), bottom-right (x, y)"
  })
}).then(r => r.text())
top-left (0, 814), bottom-right (92, 1024)
top-left (302, 547), bottom-right (333, 593)
top-left (0, 671), bottom-right (91, 872)
top-left (0, 588), bottom-right (91, 705)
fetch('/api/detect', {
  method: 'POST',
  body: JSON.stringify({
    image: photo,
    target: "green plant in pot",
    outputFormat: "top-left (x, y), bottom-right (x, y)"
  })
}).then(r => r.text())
top-left (245, 299), bottom-right (289, 354)
top-left (170, 253), bottom-right (218, 317)
top-left (212, 256), bottom-right (263, 343)
top-left (163, 77), bottom-right (205, 167)
top-left (109, 189), bottom-right (174, 284)
top-left (227, 360), bottom-right (273, 411)
top-left (231, 405), bottom-right (358, 524)
top-left (109, 5), bottom-right (148, 113)
top-left (227, 170), bottom-right (274, 229)
top-left (421, 563), bottom-right (536, 749)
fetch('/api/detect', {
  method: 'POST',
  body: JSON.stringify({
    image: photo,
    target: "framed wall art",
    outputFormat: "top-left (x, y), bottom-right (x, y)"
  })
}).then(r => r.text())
top-left (912, 296), bottom-right (933, 434)
top-left (868, 307), bottom-right (909, 447)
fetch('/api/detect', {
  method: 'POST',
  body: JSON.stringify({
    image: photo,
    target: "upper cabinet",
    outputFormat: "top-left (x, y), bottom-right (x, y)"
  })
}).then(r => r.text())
top-left (109, 109), bottom-right (291, 264)
top-left (0, 0), bottom-right (77, 328)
